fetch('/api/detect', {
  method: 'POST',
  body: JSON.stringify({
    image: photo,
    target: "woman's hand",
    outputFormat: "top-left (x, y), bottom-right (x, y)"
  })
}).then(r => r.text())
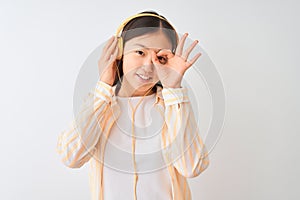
top-left (98, 36), bottom-right (119, 86)
top-left (151, 33), bottom-right (202, 88)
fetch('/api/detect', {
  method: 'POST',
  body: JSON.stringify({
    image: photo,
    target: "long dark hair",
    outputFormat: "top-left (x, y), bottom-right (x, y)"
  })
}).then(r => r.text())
top-left (113, 11), bottom-right (178, 95)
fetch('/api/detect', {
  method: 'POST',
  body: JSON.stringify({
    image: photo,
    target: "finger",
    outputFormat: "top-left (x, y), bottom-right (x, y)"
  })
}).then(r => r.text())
top-left (187, 52), bottom-right (202, 66)
top-left (110, 43), bottom-right (119, 61)
top-left (103, 36), bottom-right (115, 52)
top-left (151, 50), bottom-right (161, 66)
top-left (104, 36), bottom-right (118, 60)
top-left (100, 36), bottom-right (115, 59)
top-left (175, 33), bottom-right (188, 56)
top-left (157, 49), bottom-right (174, 59)
top-left (182, 40), bottom-right (199, 60)
top-left (156, 49), bottom-right (173, 65)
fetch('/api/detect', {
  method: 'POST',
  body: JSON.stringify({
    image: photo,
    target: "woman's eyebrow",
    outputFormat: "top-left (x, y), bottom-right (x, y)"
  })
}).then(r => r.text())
top-left (133, 43), bottom-right (162, 52)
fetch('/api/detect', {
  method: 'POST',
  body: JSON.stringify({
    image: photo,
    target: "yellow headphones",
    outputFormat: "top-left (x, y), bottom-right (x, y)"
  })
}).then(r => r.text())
top-left (115, 13), bottom-right (178, 60)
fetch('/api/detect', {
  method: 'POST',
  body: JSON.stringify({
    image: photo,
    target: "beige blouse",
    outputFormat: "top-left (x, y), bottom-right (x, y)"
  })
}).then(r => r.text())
top-left (56, 80), bottom-right (209, 200)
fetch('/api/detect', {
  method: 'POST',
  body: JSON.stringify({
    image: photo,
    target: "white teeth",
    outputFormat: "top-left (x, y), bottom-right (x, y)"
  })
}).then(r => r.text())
top-left (137, 74), bottom-right (151, 80)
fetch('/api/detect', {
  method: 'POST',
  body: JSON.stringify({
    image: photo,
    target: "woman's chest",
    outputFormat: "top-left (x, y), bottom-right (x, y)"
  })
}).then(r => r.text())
top-left (103, 100), bottom-right (166, 172)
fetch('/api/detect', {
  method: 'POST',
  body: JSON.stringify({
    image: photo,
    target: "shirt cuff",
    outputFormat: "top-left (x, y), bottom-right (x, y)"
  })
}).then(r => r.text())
top-left (94, 80), bottom-right (114, 103)
top-left (162, 87), bottom-right (189, 106)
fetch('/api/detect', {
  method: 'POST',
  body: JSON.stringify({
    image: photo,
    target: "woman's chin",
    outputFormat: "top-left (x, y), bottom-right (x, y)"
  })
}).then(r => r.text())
top-left (135, 84), bottom-right (154, 92)
top-left (132, 83), bottom-right (155, 94)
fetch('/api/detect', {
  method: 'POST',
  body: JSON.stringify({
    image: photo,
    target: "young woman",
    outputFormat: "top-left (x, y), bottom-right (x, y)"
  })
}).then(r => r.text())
top-left (56, 11), bottom-right (209, 200)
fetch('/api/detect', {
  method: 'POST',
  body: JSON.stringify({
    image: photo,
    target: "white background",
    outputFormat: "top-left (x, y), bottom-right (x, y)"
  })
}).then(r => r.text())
top-left (0, 0), bottom-right (299, 199)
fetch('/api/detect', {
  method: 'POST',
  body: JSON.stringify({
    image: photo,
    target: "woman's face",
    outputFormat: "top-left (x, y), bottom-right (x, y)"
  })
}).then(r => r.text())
top-left (121, 31), bottom-right (172, 96)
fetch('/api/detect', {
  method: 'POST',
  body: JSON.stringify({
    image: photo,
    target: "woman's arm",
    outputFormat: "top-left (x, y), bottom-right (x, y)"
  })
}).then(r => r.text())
top-left (162, 87), bottom-right (209, 178)
top-left (56, 80), bottom-right (114, 168)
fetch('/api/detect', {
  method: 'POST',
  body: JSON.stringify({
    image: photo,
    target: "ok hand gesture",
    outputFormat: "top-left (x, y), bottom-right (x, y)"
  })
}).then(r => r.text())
top-left (151, 33), bottom-right (202, 88)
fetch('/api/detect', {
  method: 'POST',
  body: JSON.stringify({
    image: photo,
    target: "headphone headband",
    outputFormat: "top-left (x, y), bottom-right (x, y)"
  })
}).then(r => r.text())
top-left (115, 13), bottom-right (176, 37)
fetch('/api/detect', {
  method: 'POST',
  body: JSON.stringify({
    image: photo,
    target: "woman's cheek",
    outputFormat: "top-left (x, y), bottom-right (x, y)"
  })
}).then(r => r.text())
top-left (123, 59), bottom-right (140, 74)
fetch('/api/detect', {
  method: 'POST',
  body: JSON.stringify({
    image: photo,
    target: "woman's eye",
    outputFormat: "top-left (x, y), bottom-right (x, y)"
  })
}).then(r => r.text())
top-left (158, 56), bottom-right (167, 64)
top-left (135, 50), bottom-right (144, 56)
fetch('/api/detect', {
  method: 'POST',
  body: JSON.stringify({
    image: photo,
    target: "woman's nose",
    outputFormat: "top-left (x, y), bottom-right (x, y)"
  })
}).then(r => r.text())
top-left (142, 54), bottom-right (154, 72)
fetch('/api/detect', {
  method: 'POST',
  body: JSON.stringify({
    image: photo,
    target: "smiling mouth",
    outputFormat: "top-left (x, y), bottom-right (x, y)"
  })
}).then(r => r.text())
top-left (136, 73), bottom-right (152, 80)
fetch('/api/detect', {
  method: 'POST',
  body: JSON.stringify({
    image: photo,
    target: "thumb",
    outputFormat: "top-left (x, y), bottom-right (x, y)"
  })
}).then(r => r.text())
top-left (151, 51), bottom-right (161, 66)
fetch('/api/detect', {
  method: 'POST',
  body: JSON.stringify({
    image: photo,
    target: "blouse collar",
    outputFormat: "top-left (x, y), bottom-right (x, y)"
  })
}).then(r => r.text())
top-left (111, 85), bottom-right (164, 105)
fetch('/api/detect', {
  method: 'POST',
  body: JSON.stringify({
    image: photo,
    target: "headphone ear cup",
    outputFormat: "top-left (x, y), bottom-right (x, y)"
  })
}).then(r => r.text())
top-left (116, 37), bottom-right (123, 60)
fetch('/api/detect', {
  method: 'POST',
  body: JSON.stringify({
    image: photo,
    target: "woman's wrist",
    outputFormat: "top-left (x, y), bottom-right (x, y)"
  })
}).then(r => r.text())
top-left (161, 82), bottom-right (182, 89)
top-left (163, 84), bottom-right (182, 89)
top-left (100, 76), bottom-right (114, 86)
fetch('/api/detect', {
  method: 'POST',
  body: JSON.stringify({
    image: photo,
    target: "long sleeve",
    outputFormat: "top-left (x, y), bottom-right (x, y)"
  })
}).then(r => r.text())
top-left (56, 80), bottom-right (114, 168)
top-left (162, 87), bottom-right (209, 178)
